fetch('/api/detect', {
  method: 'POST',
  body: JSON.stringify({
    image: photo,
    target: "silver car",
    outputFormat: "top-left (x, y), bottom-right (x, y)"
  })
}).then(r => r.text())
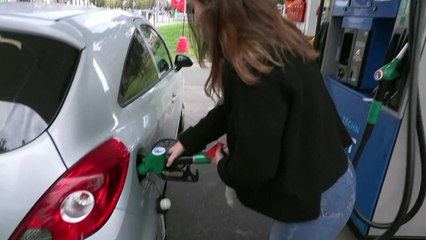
top-left (0, 3), bottom-right (192, 240)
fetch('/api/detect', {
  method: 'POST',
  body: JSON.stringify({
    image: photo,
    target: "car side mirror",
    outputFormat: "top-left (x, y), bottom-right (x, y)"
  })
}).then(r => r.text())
top-left (174, 54), bottom-right (193, 72)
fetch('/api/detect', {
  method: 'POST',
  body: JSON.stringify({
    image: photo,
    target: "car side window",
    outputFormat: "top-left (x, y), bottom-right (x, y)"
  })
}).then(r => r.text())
top-left (119, 31), bottom-right (159, 105)
top-left (139, 24), bottom-right (173, 76)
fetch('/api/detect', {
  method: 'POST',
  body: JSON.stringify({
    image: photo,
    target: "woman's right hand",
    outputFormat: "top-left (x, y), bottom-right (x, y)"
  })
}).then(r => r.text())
top-left (166, 141), bottom-right (186, 167)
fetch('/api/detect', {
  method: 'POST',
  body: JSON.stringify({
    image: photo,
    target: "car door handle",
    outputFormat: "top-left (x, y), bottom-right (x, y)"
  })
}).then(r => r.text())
top-left (171, 93), bottom-right (177, 103)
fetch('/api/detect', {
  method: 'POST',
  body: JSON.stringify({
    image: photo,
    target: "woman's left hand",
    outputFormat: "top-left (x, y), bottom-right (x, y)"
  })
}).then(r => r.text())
top-left (166, 141), bottom-right (185, 167)
top-left (211, 147), bottom-right (224, 166)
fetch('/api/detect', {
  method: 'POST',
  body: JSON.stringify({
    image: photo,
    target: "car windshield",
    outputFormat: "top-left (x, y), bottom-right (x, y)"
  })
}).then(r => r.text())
top-left (0, 31), bottom-right (79, 153)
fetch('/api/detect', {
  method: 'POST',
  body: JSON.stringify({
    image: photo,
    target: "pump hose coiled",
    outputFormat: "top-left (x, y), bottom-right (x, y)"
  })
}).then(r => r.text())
top-left (352, 95), bottom-right (426, 231)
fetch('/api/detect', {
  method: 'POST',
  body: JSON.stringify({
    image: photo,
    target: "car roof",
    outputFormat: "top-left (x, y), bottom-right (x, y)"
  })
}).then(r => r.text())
top-left (0, 3), bottom-right (141, 50)
top-left (0, 2), bottom-right (101, 21)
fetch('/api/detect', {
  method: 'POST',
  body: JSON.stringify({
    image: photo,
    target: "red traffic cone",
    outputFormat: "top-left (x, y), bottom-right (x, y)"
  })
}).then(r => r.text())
top-left (176, 36), bottom-right (190, 53)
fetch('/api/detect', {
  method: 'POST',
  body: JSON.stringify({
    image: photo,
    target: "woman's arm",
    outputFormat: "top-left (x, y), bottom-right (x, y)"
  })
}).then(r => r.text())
top-left (178, 103), bottom-right (228, 154)
top-left (167, 104), bottom-right (227, 167)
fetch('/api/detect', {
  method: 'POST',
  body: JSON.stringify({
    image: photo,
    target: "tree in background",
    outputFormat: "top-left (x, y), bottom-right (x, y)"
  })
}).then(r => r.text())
top-left (92, 0), bottom-right (158, 9)
top-left (277, 0), bottom-right (285, 14)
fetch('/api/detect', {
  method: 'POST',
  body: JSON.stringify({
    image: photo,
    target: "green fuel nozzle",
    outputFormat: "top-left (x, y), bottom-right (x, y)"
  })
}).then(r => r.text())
top-left (137, 146), bottom-right (167, 176)
top-left (374, 43), bottom-right (408, 82)
top-left (137, 145), bottom-right (212, 182)
top-left (368, 43), bottom-right (408, 125)
top-left (172, 152), bottom-right (212, 164)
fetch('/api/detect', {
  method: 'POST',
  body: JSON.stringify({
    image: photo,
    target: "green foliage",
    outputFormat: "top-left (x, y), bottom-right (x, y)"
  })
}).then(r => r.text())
top-left (157, 23), bottom-right (195, 59)
top-left (91, 0), bottom-right (154, 9)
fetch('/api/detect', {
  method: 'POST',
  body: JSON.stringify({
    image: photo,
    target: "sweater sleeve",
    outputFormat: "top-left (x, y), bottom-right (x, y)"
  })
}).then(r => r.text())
top-left (178, 104), bottom-right (227, 154)
top-left (217, 69), bottom-right (288, 191)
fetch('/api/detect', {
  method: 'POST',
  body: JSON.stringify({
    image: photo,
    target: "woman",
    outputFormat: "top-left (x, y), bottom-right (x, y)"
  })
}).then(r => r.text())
top-left (167, 0), bottom-right (356, 239)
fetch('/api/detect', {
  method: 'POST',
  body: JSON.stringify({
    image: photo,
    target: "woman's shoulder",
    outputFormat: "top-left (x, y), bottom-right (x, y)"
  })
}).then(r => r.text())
top-left (267, 53), bottom-right (322, 91)
top-left (282, 52), bottom-right (319, 72)
top-left (271, 52), bottom-right (321, 81)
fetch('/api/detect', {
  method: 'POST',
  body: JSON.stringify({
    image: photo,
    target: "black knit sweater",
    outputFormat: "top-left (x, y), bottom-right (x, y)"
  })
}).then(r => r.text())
top-left (178, 54), bottom-right (352, 222)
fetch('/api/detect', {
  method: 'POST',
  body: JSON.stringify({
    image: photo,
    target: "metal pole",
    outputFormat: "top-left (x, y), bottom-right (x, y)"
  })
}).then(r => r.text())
top-left (182, 0), bottom-right (186, 36)
top-left (156, 0), bottom-right (159, 25)
top-left (313, 0), bottom-right (325, 49)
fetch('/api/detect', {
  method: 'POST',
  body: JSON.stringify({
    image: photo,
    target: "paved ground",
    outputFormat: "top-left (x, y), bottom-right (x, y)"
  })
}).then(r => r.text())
top-left (165, 63), bottom-right (357, 240)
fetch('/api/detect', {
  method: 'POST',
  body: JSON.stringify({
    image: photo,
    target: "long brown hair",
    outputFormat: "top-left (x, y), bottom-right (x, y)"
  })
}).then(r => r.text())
top-left (187, 0), bottom-right (318, 99)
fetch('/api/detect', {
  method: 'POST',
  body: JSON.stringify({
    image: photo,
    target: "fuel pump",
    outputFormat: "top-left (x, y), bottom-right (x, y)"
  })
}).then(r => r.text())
top-left (320, 0), bottom-right (426, 238)
top-left (349, 1), bottom-right (426, 239)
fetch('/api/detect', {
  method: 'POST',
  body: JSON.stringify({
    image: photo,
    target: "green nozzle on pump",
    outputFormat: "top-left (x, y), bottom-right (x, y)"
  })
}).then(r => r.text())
top-left (374, 43), bottom-right (408, 81)
top-left (367, 43), bottom-right (408, 125)
top-left (137, 146), bottom-right (167, 176)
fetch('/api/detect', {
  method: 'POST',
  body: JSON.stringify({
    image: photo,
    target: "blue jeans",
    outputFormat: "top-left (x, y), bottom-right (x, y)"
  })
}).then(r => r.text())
top-left (270, 161), bottom-right (356, 240)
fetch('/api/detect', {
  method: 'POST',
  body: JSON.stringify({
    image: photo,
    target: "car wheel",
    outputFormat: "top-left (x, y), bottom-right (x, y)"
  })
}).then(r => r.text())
top-left (177, 104), bottom-right (185, 134)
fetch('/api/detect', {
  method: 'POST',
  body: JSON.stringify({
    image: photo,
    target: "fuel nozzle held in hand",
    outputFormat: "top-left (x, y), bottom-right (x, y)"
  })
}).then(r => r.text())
top-left (137, 142), bottom-right (225, 182)
top-left (137, 146), bottom-right (168, 176)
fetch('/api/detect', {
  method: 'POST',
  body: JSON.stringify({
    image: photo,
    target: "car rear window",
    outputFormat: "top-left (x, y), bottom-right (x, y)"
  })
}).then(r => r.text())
top-left (0, 31), bottom-right (79, 153)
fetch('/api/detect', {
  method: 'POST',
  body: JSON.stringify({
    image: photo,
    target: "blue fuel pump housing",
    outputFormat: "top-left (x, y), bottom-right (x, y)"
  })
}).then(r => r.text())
top-left (332, 0), bottom-right (400, 90)
top-left (318, 0), bottom-right (426, 238)
top-left (323, 76), bottom-right (402, 235)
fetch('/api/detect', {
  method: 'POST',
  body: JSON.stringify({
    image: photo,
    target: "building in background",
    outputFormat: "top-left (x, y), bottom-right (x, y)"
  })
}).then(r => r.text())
top-left (285, 0), bottom-right (324, 38)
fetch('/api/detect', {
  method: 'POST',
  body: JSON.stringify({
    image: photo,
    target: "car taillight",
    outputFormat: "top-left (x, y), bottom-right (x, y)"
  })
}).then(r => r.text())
top-left (10, 138), bottom-right (130, 240)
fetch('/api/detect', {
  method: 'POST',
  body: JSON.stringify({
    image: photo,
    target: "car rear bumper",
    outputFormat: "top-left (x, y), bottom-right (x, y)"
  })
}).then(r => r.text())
top-left (87, 207), bottom-right (159, 240)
